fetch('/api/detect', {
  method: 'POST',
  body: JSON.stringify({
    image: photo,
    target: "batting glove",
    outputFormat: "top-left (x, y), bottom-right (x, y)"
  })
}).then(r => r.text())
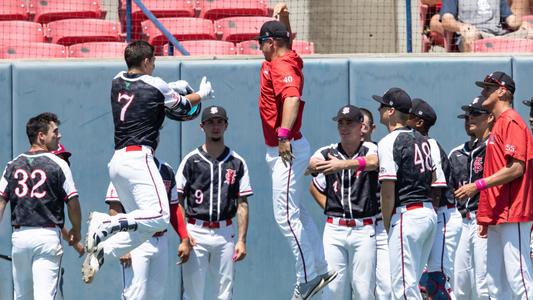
top-left (169, 80), bottom-right (194, 96)
top-left (197, 76), bottom-right (215, 100)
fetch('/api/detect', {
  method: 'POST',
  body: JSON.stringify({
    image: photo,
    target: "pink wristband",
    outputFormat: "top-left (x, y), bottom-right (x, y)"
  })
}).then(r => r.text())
top-left (475, 179), bottom-right (488, 191)
top-left (356, 157), bottom-right (366, 171)
top-left (278, 127), bottom-right (291, 139)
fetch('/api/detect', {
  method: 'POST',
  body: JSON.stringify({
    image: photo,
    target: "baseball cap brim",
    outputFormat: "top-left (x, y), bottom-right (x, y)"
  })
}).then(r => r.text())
top-left (523, 100), bottom-right (532, 107)
top-left (457, 114), bottom-right (467, 119)
top-left (371, 95), bottom-right (388, 105)
top-left (475, 81), bottom-right (498, 89)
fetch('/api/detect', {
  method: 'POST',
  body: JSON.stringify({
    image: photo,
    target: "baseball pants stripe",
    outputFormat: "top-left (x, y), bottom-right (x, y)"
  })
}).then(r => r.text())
top-left (486, 222), bottom-right (533, 299)
top-left (266, 137), bottom-right (327, 284)
top-left (388, 205), bottom-right (437, 300)
top-left (374, 219), bottom-right (391, 300)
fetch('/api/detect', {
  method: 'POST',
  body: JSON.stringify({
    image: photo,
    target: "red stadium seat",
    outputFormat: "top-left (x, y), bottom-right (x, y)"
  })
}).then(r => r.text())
top-left (69, 42), bottom-right (127, 58)
top-left (0, 21), bottom-right (45, 44)
top-left (198, 0), bottom-right (269, 20)
top-left (0, 43), bottom-right (66, 59)
top-left (142, 17), bottom-right (215, 49)
top-left (291, 40), bottom-right (315, 54)
top-left (473, 38), bottom-right (533, 52)
top-left (31, 0), bottom-right (105, 24)
top-left (162, 40), bottom-right (236, 56)
top-left (216, 16), bottom-right (274, 42)
top-left (46, 19), bottom-right (122, 46)
top-left (237, 40), bottom-right (314, 55)
top-left (119, 0), bottom-right (196, 40)
top-left (0, 1), bottom-right (29, 21)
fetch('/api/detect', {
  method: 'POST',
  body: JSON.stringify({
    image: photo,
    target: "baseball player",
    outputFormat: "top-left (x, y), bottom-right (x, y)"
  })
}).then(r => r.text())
top-left (82, 40), bottom-right (214, 283)
top-left (523, 97), bottom-right (533, 133)
top-left (257, 15), bottom-right (336, 299)
top-left (455, 71), bottom-right (533, 298)
top-left (407, 98), bottom-right (463, 298)
top-left (373, 88), bottom-right (437, 300)
top-left (0, 112), bottom-right (82, 300)
top-left (176, 105), bottom-right (252, 300)
top-left (360, 108), bottom-right (391, 300)
top-left (105, 153), bottom-right (190, 300)
top-left (307, 105), bottom-right (379, 299)
top-left (452, 97), bottom-right (493, 300)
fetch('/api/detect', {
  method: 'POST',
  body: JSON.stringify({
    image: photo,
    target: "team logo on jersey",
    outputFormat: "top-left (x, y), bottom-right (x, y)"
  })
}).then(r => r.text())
top-left (333, 180), bottom-right (339, 193)
top-left (505, 144), bottom-right (516, 153)
top-left (224, 169), bottom-right (236, 185)
top-left (163, 180), bottom-right (171, 193)
top-left (473, 157), bottom-right (483, 174)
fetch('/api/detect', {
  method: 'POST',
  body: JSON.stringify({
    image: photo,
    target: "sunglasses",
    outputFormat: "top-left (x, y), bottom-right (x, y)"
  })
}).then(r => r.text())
top-left (467, 110), bottom-right (488, 117)
top-left (484, 75), bottom-right (506, 90)
top-left (257, 36), bottom-right (271, 46)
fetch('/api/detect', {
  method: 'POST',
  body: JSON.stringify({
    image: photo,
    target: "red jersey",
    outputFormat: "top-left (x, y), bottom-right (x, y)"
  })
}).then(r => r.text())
top-left (258, 50), bottom-right (305, 146)
top-left (477, 109), bottom-right (533, 225)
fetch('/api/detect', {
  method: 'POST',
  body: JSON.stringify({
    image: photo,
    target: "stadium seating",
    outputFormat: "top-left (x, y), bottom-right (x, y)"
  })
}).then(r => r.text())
top-left (473, 38), bottom-right (533, 52)
top-left (237, 40), bottom-right (314, 55)
top-left (0, 1), bottom-right (29, 21)
top-left (216, 16), bottom-right (274, 42)
top-left (0, 43), bottom-right (66, 59)
top-left (162, 40), bottom-right (237, 56)
top-left (142, 17), bottom-right (215, 48)
top-left (46, 19), bottom-right (122, 45)
top-left (69, 42), bottom-right (127, 58)
top-left (198, 0), bottom-right (269, 20)
top-left (31, 0), bottom-right (105, 24)
top-left (0, 21), bottom-right (45, 44)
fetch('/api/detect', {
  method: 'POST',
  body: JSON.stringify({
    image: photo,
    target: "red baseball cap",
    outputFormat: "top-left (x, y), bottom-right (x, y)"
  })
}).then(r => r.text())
top-left (51, 144), bottom-right (71, 158)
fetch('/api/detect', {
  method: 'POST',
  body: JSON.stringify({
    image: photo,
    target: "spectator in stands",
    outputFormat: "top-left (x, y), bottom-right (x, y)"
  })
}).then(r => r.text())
top-left (509, 0), bottom-right (532, 20)
top-left (440, 0), bottom-right (530, 52)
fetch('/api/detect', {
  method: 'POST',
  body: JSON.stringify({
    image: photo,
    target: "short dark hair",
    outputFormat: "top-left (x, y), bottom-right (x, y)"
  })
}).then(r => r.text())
top-left (273, 37), bottom-right (290, 48)
top-left (360, 108), bottom-right (374, 125)
top-left (124, 41), bottom-right (154, 69)
top-left (26, 112), bottom-right (60, 145)
top-left (502, 90), bottom-right (514, 102)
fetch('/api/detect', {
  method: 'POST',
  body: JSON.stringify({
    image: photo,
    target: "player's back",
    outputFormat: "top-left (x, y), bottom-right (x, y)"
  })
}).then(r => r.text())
top-left (111, 71), bottom-right (167, 150)
top-left (0, 152), bottom-right (76, 226)
top-left (378, 127), bottom-right (433, 207)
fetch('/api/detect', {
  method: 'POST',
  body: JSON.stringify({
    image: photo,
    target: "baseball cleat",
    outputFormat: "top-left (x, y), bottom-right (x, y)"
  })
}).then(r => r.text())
top-left (82, 247), bottom-right (104, 284)
top-left (85, 211), bottom-right (109, 253)
top-left (308, 270), bottom-right (338, 298)
top-left (291, 271), bottom-right (338, 300)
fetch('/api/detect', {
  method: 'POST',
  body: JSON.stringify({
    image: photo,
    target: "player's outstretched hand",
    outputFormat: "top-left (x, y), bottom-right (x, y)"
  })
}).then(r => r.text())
top-left (178, 238), bottom-right (192, 264)
top-left (233, 241), bottom-right (247, 262)
top-left (169, 80), bottom-right (194, 96)
top-left (478, 224), bottom-right (488, 239)
top-left (273, 2), bottom-right (289, 18)
top-left (278, 139), bottom-right (294, 167)
top-left (73, 242), bottom-right (85, 257)
top-left (120, 253), bottom-right (132, 268)
top-left (454, 183), bottom-right (478, 200)
top-left (197, 76), bottom-right (215, 100)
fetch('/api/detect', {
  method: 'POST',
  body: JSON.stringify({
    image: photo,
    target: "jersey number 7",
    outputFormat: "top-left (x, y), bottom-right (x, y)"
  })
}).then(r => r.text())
top-left (118, 93), bottom-right (135, 122)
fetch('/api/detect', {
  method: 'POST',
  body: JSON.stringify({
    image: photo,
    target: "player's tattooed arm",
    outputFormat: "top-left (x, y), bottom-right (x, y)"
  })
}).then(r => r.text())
top-left (233, 197), bottom-right (249, 262)
top-left (0, 196), bottom-right (6, 223)
top-left (66, 196), bottom-right (82, 246)
top-left (380, 181), bottom-right (396, 233)
top-left (309, 183), bottom-right (326, 210)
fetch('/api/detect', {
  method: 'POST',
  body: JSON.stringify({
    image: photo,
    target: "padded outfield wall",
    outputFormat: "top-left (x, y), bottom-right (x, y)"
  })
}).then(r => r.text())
top-left (0, 56), bottom-right (532, 300)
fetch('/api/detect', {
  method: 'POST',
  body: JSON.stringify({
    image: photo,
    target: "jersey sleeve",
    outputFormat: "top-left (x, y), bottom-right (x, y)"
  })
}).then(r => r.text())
top-left (0, 165), bottom-right (9, 199)
top-left (429, 139), bottom-right (447, 187)
top-left (377, 137), bottom-right (398, 181)
top-left (312, 173), bottom-right (327, 193)
top-left (104, 182), bottom-right (120, 204)
top-left (238, 160), bottom-right (253, 197)
top-left (146, 76), bottom-right (191, 109)
top-left (501, 118), bottom-right (529, 162)
top-left (363, 142), bottom-right (378, 156)
top-left (165, 163), bottom-right (179, 205)
top-left (270, 61), bottom-right (302, 100)
top-left (59, 162), bottom-right (78, 201)
top-left (175, 159), bottom-right (188, 195)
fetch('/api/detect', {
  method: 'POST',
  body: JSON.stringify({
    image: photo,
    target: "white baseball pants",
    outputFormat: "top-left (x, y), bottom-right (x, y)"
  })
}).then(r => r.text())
top-left (104, 146), bottom-right (170, 258)
top-left (375, 219), bottom-right (391, 300)
top-left (121, 234), bottom-right (169, 300)
top-left (427, 206), bottom-right (463, 297)
top-left (486, 222), bottom-right (533, 299)
top-left (453, 213), bottom-right (490, 300)
top-left (321, 220), bottom-right (376, 300)
top-left (182, 222), bottom-right (235, 300)
top-left (266, 137), bottom-right (328, 284)
top-left (388, 203), bottom-right (437, 300)
top-left (11, 227), bottom-right (63, 300)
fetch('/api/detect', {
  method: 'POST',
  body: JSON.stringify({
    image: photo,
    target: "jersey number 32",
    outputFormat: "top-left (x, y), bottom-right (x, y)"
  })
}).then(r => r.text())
top-left (14, 169), bottom-right (47, 199)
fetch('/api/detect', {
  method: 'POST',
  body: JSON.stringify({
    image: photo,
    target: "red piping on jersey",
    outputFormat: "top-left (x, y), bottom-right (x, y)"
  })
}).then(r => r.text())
top-left (379, 175), bottom-right (397, 179)
top-left (285, 164), bottom-right (308, 282)
top-left (238, 189), bottom-right (253, 196)
top-left (400, 213), bottom-right (407, 300)
top-left (145, 154), bottom-right (164, 214)
top-left (63, 191), bottom-right (78, 201)
top-left (518, 223), bottom-right (530, 299)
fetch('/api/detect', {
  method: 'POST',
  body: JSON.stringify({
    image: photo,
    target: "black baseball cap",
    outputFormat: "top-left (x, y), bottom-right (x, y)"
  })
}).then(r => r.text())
top-left (461, 95), bottom-right (490, 114)
top-left (201, 105), bottom-right (228, 122)
top-left (475, 71), bottom-right (515, 94)
top-left (523, 98), bottom-right (532, 107)
top-left (332, 105), bottom-right (364, 122)
top-left (256, 20), bottom-right (290, 40)
top-left (372, 87), bottom-right (412, 114)
top-left (410, 98), bottom-right (437, 126)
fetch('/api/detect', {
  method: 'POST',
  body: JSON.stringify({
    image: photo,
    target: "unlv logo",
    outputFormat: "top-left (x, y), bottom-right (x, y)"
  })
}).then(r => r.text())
top-left (224, 169), bottom-right (236, 185)
top-left (473, 157), bottom-right (483, 174)
top-left (333, 180), bottom-right (339, 193)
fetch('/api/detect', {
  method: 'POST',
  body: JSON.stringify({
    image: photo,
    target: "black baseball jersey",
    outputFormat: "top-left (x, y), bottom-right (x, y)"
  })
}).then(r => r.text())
top-left (448, 141), bottom-right (472, 216)
top-left (428, 138), bottom-right (455, 207)
top-left (0, 151), bottom-right (78, 227)
top-left (105, 157), bottom-right (177, 209)
top-left (176, 146), bottom-right (253, 221)
top-left (377, 127), bottom-right (434, 208)
top-left (111, 71), bottom-right (192, 150)
top-left (312, 142), bottom-right (379, 219)
top-left (465, 138), bottom-right (488, 213)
